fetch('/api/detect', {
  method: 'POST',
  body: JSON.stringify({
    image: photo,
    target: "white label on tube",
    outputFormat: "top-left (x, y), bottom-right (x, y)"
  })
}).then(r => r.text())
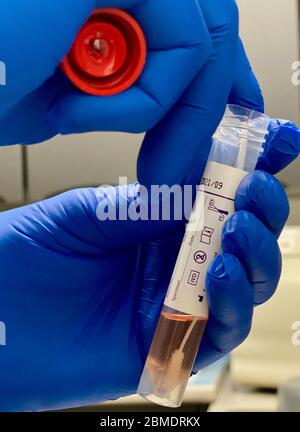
top-left (164, 161), bottom-right (248, 317)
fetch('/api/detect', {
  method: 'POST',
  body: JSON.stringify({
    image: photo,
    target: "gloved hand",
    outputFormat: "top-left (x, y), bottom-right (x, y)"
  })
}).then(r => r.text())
top-left (0, 0), bottom-right (212, 144)
top-left (0, 0), bottom-right (299, 412)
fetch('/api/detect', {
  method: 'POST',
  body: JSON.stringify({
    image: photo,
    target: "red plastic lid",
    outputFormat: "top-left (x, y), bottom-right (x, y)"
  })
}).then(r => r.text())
top-left (62, 8), bottom-right (147, 96)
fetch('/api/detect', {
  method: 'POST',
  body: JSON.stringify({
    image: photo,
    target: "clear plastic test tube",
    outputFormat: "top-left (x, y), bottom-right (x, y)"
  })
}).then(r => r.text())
top-left (137, 105), bottom-right (270, 408)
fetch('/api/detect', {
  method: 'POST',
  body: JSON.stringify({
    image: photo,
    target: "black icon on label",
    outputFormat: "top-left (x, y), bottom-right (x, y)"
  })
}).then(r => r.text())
top-left (188, 270), bottom-right (200, 286)
top-left (198, 295), bottom-right (204, 303)
top-left (200, 226), bottom-right (214, 245)
top-left (208, 198), bottom-right (229, 221)
top-left (194, 250), bottom-right (207, 264)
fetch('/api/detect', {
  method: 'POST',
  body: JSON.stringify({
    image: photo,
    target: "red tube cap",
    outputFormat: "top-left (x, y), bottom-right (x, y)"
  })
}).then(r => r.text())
top-left (62, 8), bottom-right (147, 96)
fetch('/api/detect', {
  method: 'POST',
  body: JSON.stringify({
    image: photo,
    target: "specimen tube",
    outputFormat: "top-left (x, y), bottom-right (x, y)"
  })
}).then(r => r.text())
top-left (137, 105), bottom-right (270, 407)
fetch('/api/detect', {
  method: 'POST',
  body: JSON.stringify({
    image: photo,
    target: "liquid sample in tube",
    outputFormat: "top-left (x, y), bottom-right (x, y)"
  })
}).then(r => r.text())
top-left (140, 311), bottom-right (207, 407)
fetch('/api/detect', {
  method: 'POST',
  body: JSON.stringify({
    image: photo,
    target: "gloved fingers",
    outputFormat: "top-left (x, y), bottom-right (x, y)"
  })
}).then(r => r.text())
top-left (193, 253), bottom-right (253, 370)
top-left (235, 170), bottom-right (290, 238)
top-left (194, 208), bottom-right (282, 370)
top-left (131, 0), bottom-right (212, 107)
top-left (47, 0), bottom-right (211, 134)
top-left (256, 119), bottom-right (300, 174)
top-left (47, 86), bottom-right (163, 134)
top-left (137, 0), bottom-right (239, 188)
top-left (0, 0), bottom-right (97, 115)
top-left (222, 210), bottom-right (282, 305)
top-left (228, 38), bottom-right (264, 113)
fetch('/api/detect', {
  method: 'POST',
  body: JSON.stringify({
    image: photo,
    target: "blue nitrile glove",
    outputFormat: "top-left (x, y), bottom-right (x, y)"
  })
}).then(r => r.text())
top-left (0, 0), bottom-right (299, 412)
top-left (0, 0), bottom-right (212, 144)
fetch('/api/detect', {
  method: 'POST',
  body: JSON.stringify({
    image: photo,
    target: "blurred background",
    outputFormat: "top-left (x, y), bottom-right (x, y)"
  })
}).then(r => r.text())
top-left (1, 0), bottom-right (300, 412)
